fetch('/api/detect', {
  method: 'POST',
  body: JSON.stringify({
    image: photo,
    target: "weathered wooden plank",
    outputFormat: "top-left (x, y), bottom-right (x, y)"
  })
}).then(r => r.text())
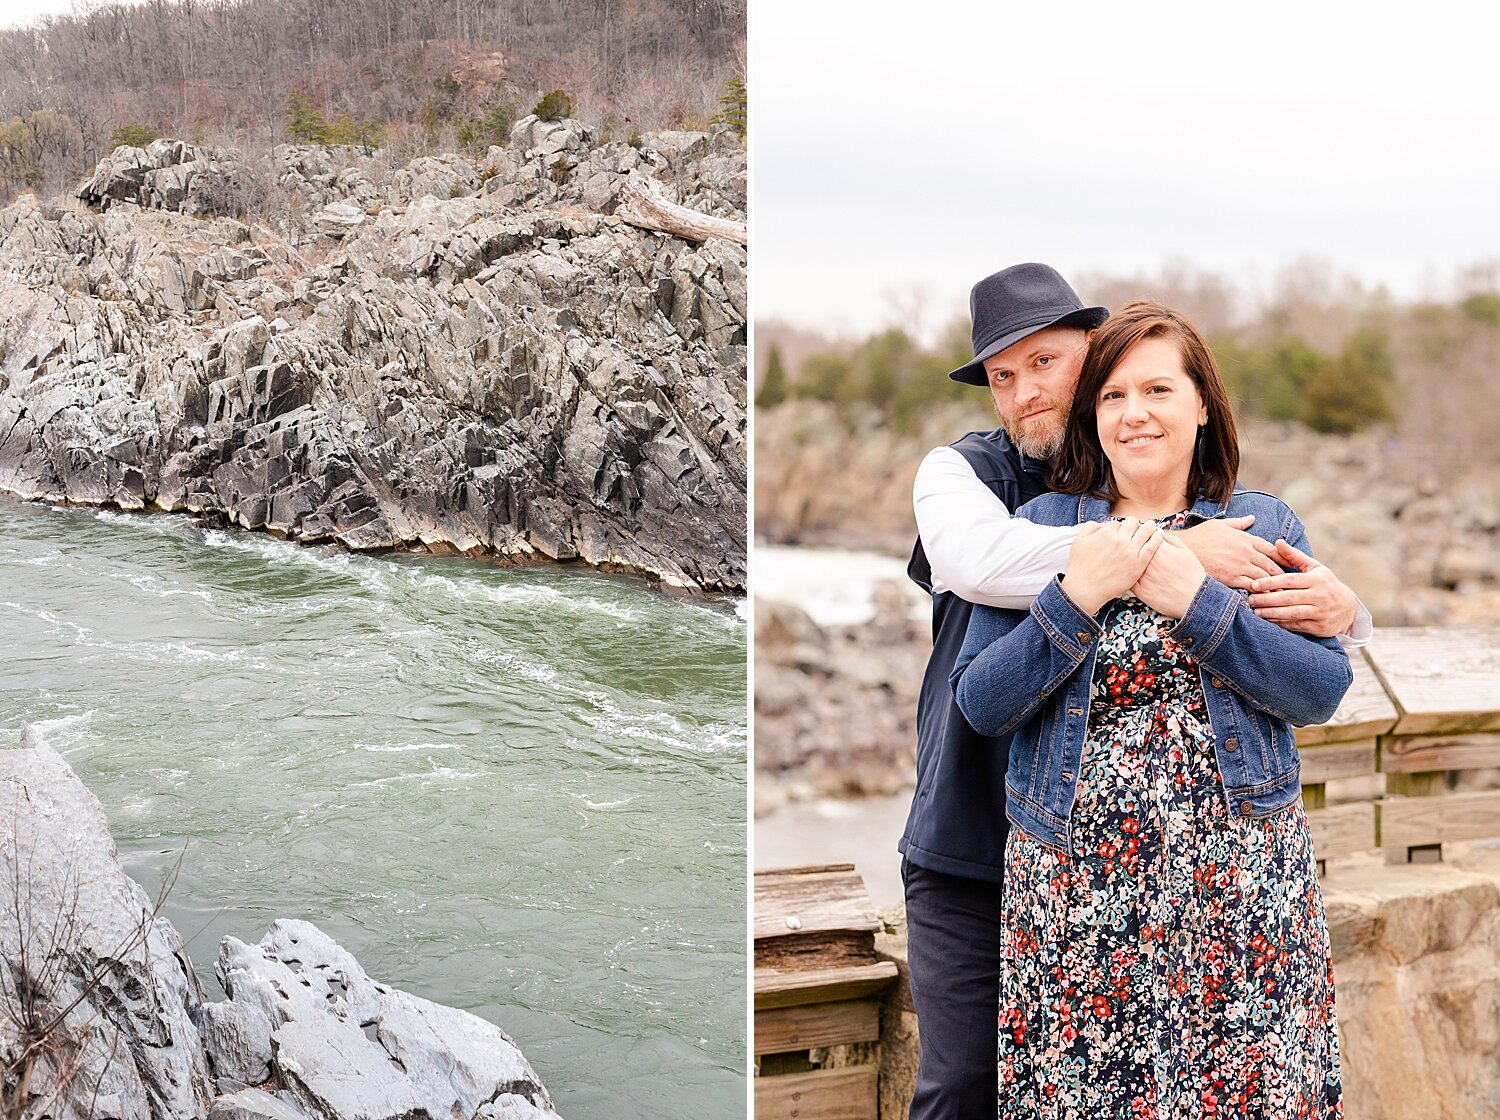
top-left (1297, 650), bottom-right (1399, 745)
top-left (1381, 732), bottom-right (1500, 773)
top-left (1302, 784), bottom-right (1326, 811)
top-left (755, 962), bottom-right (899, 1010)
top-left (755, 1000), bottom-right (881, 1055)
top-left (1385, 772), bottom-right (1447, 797)
top-left (755, 866), bottom-right (882, 943)
top-left (1299, 739), bottom-right (1377, 783)
top-left (757, 930), bottom-right (878, 974)
top-left (1307, 802), bottom-right (1376, 859)
top-left (1363, 628), bottom-right (1500, 736)
top-left (754, 1066), bottom-right (878, 1120)
top-left (1377, 790), bottom-right (1500, 848)
top-left (757, 863), bottom-right (858, 879)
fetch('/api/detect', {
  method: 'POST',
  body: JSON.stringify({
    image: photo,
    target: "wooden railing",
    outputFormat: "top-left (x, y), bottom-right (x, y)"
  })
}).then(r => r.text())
top-left (754, 864), bottom-right (897, 1120)
top-left (1301, 626), bottom-right (1500, 870)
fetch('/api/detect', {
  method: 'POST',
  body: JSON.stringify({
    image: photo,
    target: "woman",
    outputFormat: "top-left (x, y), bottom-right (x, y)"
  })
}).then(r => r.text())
top-left (950, 300), bottom-right (1352, 1118)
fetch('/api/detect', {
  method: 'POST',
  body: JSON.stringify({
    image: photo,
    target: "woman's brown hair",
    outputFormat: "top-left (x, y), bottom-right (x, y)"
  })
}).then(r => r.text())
top-left (1051, 299), bottom-right (1239, 505)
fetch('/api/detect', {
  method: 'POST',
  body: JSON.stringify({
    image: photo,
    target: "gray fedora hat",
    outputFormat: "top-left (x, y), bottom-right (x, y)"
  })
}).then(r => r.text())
top-left (949, 263), bottom-right (1109, 385)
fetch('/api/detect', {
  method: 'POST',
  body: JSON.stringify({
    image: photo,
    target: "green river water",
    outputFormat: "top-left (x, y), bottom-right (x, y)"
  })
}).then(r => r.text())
top-left (0, 496), bottom-right (747, 1119)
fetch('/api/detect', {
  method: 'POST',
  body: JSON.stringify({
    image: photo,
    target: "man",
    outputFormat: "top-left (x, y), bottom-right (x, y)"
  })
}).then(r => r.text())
top-left (898, 263), bottom-right (1369, 1120)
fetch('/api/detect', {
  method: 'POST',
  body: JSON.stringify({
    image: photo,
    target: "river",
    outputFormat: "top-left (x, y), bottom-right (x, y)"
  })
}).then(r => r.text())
top-left (0, 496), bottom-right (747, 1120)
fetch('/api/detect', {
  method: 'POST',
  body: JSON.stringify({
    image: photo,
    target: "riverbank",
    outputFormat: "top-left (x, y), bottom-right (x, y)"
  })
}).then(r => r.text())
top-left (1, 123), bottom-right (746, 593)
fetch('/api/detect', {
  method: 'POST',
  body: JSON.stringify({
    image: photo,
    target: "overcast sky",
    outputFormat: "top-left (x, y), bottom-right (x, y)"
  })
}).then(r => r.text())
top-left (0, 0), bottom-right (89, 28)
top-left (753, 1), bottom-right (1500, 337)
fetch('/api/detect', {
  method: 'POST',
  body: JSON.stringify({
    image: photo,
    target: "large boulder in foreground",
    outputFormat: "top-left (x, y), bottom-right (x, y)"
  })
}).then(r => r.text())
top-left (0, 729), bottom-right (563, 1120)
top-left (209, 922), bottom-right (558, 1120)
top-left (0, 726), bottom-right (213, 1120)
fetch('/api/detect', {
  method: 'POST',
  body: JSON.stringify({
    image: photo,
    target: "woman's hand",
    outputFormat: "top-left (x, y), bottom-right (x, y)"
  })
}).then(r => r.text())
top-left (1062, 519), bottom-right (1163, 615)
top-left (1131, 532), bottom-right (1208, 619)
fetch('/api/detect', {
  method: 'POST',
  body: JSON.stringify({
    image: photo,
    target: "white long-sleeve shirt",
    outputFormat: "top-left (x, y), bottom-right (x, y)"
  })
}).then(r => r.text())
top-left (913, 444), bottom-right (1372, 646)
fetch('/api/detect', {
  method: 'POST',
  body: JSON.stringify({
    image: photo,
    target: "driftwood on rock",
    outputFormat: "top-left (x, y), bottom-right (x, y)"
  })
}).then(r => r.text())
top-left (616, 175), bottom-right (748, 245)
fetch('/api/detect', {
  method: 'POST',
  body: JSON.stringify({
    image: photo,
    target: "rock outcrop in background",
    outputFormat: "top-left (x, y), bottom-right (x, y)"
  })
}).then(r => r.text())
top-left (0, 728), bottom-right (562, 1120)
top-left (2, 123), bottom-right (746, 592)
top-left (755, 596), bottom-right (925, 816)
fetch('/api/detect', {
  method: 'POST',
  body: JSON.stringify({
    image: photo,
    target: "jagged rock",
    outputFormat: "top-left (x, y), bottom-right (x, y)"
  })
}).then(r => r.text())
top-left (209, 1088), bottom-right (315, 1120)
top-left (76, 139), bottom-right (249, 217)
top-left (199, 999), bottom-right (276, 1087)
top-left (0, 727), bottom-right (214, 1120)
top-left (387, 154), bottom-right (482, 205)
top-left (315, 200), bottom-right (366, 239)
top-left (212, 921), bottom-right (561, 1120)
top-left (754, 597), bottom-right (929, 815)
top-left (509, 114), bottom-right (594, 159)
top-left (3, 131), bottom-right (748, 591)
top-left (0, 729), bottom-right (565, 1120)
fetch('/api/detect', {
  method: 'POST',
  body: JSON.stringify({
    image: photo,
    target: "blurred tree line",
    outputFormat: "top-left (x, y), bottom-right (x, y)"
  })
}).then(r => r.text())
top-left (0, 0), bottom-right (744, 198)
top-left (757, 267), bottom-right (1500, 444)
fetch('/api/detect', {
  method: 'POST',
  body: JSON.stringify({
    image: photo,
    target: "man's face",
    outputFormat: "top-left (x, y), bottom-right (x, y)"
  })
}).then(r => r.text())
top-left (980, 326), bottom-right (1090, 459)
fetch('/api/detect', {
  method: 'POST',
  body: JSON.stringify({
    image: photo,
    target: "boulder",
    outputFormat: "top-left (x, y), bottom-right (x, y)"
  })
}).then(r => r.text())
top-left (210, 922), bottom-right (561, 1120)
top-left (0, 727), bottom-right (213, 1120)
top-left (509, 115), bottom-right (595, 160)
top-left (0, 729), bottom-right (566, 1120)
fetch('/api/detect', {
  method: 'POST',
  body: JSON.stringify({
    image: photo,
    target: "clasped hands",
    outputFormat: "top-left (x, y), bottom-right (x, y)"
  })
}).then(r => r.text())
top-left (1059, 515), bottom-right (1359, 638)
top-left (1060, 519), bottom-right (1204, 618)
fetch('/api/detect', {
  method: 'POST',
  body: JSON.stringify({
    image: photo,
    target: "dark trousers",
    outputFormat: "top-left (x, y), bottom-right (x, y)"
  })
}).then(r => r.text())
top-left (902, 859), bottom-right (1003, 1120)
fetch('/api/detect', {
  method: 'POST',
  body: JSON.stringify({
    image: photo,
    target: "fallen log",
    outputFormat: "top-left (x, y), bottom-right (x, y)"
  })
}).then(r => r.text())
top-left (616, 174), bottom-right (748, 245)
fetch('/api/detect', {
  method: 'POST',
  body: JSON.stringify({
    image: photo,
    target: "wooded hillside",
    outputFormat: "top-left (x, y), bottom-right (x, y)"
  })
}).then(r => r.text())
top-left (0, 0), bottom-right (744, 198)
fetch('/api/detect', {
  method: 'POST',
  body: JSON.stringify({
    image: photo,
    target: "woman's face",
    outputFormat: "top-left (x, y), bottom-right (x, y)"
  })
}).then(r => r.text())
top-left (1094, 335), bottom-right (1208, 492)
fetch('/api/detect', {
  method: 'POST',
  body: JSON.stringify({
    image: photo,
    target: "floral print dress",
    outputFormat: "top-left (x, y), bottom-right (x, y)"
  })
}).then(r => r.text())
top-left (999, 512), bottom-right (1342, 1119)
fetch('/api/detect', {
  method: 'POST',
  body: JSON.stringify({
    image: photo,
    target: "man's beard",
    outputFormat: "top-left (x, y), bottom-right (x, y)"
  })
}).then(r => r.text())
top-left (1000, 399), bottom-right (1069, 460)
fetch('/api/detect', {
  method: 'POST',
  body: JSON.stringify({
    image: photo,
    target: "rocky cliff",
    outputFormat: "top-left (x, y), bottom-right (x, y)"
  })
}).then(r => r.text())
top-left (0, 727), bottom-right (561, 1120)
top-left (0, 121), bottom-right (746, 592)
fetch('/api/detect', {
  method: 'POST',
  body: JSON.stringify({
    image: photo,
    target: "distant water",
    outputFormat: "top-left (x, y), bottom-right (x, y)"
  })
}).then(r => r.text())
top-left (754, 545), bottom-right (924, 626)
top-left (755, 794), bottom-right (910, 909)
top-left (0, 497), bottom-right (747, 1120)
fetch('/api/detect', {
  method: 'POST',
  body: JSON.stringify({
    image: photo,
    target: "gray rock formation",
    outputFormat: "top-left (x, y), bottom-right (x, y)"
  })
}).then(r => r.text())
top-left (0, 728), bottom-right (564, 1120)
top-left (0, 726), bottom-right (213, 1120)
top-left (754, 595), bottom-right (928, 815)
top-left (208, 922), bottom-right (558, 1120)
top-left (1, 126), bottom-right (746, 591)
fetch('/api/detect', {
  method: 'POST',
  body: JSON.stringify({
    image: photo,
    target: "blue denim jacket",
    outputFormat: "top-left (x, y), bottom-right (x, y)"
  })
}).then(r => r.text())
top-left (950, 487), bottom-right (1353, 855)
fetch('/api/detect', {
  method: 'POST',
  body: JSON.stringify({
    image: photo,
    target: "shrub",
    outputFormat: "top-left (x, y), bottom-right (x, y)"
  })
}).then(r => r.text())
top-left (667, 104), bottom-right (704, 131)
top-left (756, 343), bottom-right (790, 408)
top-left (285, 91), bottom-right (331, 144)
top-left (1302, 328), bottom-right (1396, 434)
top-left (1460, 291), bottom-right (1500, 326)
top-left (286, 92), bottom-right (383, 149)
top-left (532, 89), bottom-right (573, 122)
top-left (456, 103), bottom-right (516, 152)
top-left (109, 122), bottom-right (156, 150)
top-left (712, 76), bottom-right (746, 138)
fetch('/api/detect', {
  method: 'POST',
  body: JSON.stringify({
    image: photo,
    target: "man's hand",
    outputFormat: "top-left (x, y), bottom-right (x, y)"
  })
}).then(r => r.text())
top-left (1248, 539), bottom-right (1359, 638)
top-left (1131, 533), bottom-right (1207, 620)
top-left (1177, 515), bottom-right (1282, 589)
